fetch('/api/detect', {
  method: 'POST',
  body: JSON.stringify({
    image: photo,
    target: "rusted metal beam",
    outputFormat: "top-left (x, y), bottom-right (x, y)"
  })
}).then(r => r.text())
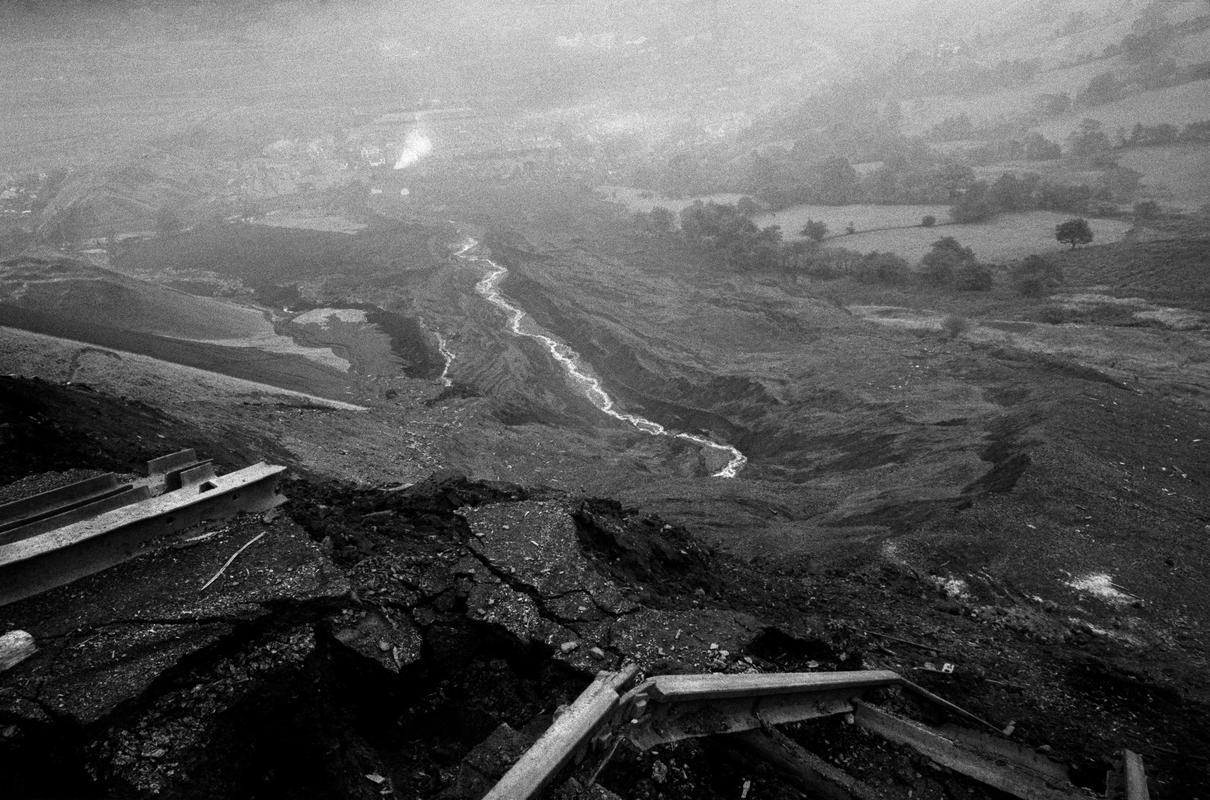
top-left (641, 670), bottom-right (902, 702)
top-left (0, 473), bottom-right (120, 529)
top-left (162, 460), bottom-right (215, 491)
top-left (0, 463), bottom-right (286, 607)
top-left (0, 486), bottom-right (150, 545)
top-left (145, 449), bottom-right (198, 476)
top-left (623, 670), bottom-right (900, 750)
top-left (481, 666), bottom-right (638, 800)
top-left (852, 701), bottom-right (1082, 800)
top-left (177, 462), bottom-right (217, 488)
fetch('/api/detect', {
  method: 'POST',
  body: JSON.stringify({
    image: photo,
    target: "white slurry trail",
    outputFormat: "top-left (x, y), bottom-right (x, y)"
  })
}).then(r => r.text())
top-left (434, 331), bottom-right (455, 387)
top-left (418, 316), bottom-right (455, 387)
top-left (457, 238), bottom-right (747, 478)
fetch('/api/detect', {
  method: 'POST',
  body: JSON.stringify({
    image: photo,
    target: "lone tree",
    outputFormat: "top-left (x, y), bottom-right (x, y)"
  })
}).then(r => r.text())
top-left (1055, 217), bottom-right (1093, 249)
top-left (800, 219), bottom-right (828, 242)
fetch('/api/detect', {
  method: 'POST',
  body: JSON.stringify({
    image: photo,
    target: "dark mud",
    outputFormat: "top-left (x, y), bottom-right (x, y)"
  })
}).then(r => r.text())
top-left (0, 375), bottom-right (292, 484)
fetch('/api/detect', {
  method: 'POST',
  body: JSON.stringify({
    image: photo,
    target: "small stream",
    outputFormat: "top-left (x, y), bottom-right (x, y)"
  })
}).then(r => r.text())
top-left (434, 330), bottom-right (455, 387)
top-left (457, 238), bottom-right (747, 478)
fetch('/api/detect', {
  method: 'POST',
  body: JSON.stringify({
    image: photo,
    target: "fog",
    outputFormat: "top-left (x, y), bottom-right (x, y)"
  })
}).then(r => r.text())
top-left (3, 1), bottom-right (1210, 797)
top-left (0, 0), bottom-right (1032, 169)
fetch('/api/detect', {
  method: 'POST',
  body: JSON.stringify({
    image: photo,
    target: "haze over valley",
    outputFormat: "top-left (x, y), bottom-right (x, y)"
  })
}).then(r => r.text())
top-left (2, 2), bottom-right (1209, 798)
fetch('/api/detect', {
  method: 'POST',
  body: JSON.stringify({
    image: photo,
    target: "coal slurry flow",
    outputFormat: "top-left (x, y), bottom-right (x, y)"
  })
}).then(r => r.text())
top-left (456, 238), bottom-right (747, 478)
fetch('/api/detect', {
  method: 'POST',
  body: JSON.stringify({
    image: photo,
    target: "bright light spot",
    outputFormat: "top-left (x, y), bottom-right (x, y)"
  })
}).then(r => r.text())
top-left (394, 130), bottom-right (433, 170)
top-left (1066, 573), bottom-right (1134, 606)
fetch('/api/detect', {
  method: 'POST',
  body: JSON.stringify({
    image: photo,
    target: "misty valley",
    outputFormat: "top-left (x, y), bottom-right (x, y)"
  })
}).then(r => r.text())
top-left (1, 2), bottom-right (1209, 799)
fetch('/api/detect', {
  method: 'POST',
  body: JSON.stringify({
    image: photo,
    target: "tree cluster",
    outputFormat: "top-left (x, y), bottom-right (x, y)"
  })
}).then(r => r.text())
top-left (1010, 255), bottom-right (1064, 297)
top-left (949, 169), bottom-right (1126, 223)
top-left (1123, 119), bottom-right (1210, 147)
top-left (678, 201), bottom-right (783, 271)
top-left (919, 236), bottom-right (992, 290)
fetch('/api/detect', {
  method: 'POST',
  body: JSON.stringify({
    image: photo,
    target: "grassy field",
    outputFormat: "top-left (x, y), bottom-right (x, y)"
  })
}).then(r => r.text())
top-left (601, 188), bottom-right (952, 238)
top-left (829, 211), bottom-right (1131, 262)
top-left (752, 203), bottom-right (951, 237)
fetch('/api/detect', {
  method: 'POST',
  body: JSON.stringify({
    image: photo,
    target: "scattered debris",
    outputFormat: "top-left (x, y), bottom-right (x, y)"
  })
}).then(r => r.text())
top-left (199, 531), bottom-right (267, 591)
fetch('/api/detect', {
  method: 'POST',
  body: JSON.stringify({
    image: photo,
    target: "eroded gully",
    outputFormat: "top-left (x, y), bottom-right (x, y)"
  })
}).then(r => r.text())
top-left (454, 237), bottom-right (747, 479)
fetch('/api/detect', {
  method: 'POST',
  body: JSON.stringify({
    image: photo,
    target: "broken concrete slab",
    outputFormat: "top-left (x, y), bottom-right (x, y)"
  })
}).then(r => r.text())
top-left (465, 573), bottom-right (577, 648)
top-left (462, 500), bottom-right (639, 618)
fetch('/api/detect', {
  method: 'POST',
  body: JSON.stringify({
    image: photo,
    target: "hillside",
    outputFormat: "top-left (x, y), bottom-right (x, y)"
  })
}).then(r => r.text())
top-left (1, 2), bottom-right (1209, 798)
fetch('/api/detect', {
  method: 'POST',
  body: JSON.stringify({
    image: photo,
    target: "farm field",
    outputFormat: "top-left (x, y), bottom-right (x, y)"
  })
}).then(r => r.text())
top-left (829, 210), bottom-right (1131, 262)
top-left (601, 187), bottom-right (953, 238)
top-left (752, 203), bottom-right (951, 237)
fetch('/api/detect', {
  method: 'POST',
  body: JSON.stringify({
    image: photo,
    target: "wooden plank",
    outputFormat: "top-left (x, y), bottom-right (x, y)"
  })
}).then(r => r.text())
top-left (937, 724), bottom-right (1071, 785)
top-left (730, 727), bottom-right (884, 800)
top-left (644, 670), bottom-right (902, 702)
top-left (0, 486), bottom-right (150, 545)
top-left (483, 668), bottom-right (636, 800)
top-left (0, 464), bottom-right (286, 607)
top-left (0, 630), bottom-right (36, 672)
top-left (0, 473), bottom-right (119, 527)
top-left (853, 702), bottom-right (1080, 800)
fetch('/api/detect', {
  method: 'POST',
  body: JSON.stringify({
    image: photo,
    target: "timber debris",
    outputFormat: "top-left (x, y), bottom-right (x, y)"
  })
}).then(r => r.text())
top-left (485, 668), bottom-right (1151, 800)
